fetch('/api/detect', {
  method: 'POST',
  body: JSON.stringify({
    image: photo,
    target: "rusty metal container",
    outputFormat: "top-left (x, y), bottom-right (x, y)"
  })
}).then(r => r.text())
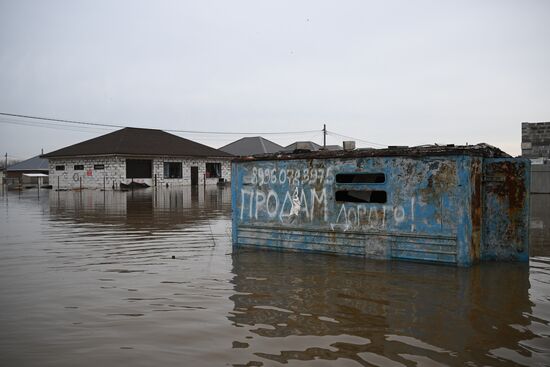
top-left (231, 144), bottom-right (530, 266)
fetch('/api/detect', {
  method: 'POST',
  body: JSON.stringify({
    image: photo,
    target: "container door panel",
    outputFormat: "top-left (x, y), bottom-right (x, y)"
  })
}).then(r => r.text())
top-left (482, 159), bottom-right (529, 261)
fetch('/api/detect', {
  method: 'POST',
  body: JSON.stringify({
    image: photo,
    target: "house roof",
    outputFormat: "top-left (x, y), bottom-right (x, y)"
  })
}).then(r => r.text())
top-left (7, 155), bottom-right (49, 172)
top-left (219, 136), bottom-right (284, 156)
top-left (284, 141), bottom-right (322, 151)
top-left (42, 127), bottom-right (233, 159)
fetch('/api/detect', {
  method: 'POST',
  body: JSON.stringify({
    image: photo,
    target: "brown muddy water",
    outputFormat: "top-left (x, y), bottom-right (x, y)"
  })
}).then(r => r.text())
top-left (0, 187), bottom-right (549, 367)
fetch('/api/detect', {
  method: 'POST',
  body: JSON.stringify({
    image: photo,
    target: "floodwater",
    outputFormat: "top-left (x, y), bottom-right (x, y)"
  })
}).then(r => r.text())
top-left (0, 187), bottom-right (549, 367)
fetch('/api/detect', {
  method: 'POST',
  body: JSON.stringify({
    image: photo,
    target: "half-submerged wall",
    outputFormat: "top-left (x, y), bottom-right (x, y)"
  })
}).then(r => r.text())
top-left (232, 149), bottom-right (530, 266)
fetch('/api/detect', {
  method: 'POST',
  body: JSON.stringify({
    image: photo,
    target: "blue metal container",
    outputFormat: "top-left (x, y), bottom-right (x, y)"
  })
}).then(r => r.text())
top-left (231, 145), bottom-right (530, 266)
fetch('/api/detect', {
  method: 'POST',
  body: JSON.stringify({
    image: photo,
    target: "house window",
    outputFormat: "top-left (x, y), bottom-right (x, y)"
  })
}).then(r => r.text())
top-left (55, 165), bottom-right (65, 171)
top-left (336, 173), bottom-right (385, 184)
top-left (74, 165), bottom-right (84, 170)
top-left (335, 190), bottom-right (387, 203)
top-left (205, 163), bottom-right (221, 178)
top-left (164, 162), bottom-right (182, 178)
top-left (126, 159), bottom-right (152, 178)
top-left (94, 164), bottom-right (105, 170)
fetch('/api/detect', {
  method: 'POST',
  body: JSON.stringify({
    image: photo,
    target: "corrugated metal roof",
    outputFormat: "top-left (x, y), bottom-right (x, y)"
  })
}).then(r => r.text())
top-left (7, 155), bottom-right (49, 171)
top-left (42, 127), bottom-right (233, 158)
top-left (219, 137), bottom-right (284, 156)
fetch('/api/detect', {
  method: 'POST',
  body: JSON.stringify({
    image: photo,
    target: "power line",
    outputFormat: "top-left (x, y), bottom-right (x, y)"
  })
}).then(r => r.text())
top-left (0, 111), bottom-right (389, 148)
top-left (0, 114), bottom-right (112, 131)
top-left (0, 117), bottom-right (113, 133)
top-left (0, 112), bottom-right (320, 136)
top-left (327, 130), bottom-right (387, 148)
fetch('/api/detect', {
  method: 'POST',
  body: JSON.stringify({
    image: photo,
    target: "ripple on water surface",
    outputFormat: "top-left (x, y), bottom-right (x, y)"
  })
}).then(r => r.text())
top-left (0, 188), bottom-right (549, 366)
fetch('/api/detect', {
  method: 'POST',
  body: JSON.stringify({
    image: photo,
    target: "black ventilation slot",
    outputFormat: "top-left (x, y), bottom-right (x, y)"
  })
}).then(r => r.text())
top-left (335, 190), bottom-right (387, 203)
top-left (336, 173), bottom-right (385, 183)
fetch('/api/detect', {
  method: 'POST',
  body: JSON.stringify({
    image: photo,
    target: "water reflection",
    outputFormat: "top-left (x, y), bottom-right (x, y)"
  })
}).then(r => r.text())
top-left (48, 186), bottom-right (231, 229)
top-left (0, 188), bottom-right (549, 366)
top-left (229, 249), bottom-right (546, 366)
top-left (531, 194), bottom-right (550, 256)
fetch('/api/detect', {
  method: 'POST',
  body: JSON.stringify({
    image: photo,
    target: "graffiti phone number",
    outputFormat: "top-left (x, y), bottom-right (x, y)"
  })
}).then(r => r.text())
top-left (249, 167), bottom-right (334, 186)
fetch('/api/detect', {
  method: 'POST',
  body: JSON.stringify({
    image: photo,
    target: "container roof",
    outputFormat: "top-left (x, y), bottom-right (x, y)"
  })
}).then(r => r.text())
top-left (42, 127), bottom-right (233, 158)
top-left (219, 136), bottom-right (284, 156)
top-left (234, 143), bottom-right (512, 162)
top-left (7, 155), bottom-right (49, 171)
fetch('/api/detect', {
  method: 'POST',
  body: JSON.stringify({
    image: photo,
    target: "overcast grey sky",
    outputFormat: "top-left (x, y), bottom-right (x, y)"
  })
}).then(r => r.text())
top-left (1, 0), bottom-right (549, 159)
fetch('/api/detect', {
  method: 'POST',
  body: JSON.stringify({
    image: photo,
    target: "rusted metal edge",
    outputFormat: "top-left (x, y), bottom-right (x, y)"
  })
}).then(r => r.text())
top-left (233, 143), bottom-right (510, 162)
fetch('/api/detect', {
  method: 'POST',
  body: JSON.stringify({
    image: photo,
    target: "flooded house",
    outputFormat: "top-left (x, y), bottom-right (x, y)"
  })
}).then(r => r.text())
top-left (231, 144), bottom-right (530, 266)
top-left (5, 155), bottom-right (49, 187)
top-left (42, 127), bottom-right (233, 189)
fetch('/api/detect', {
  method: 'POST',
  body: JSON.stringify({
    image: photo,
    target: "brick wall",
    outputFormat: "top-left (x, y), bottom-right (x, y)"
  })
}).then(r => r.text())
top-left (522, 122), bottom-right (550, 159)
top-left (48, 156), bottom-right (231, 189)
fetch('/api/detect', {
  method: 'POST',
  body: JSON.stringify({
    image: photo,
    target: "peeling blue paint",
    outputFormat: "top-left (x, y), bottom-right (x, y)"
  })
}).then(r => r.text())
top-left (231, 149), bottom-right (530, 266)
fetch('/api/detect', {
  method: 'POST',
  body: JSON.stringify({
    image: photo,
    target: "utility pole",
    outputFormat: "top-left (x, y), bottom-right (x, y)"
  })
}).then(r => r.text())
top-left (323, 124), bottom-right (327, 149)
top-left (3, 153), bottom-right (6, 192)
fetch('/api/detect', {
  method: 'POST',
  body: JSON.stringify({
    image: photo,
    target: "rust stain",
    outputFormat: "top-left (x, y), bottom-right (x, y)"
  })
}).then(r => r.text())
top-left (418, 160), bottom-right (458, 226)
top-left (485, 161), bottom-right (527, 244)
top-left (470, 158), bottom-right (482, 262)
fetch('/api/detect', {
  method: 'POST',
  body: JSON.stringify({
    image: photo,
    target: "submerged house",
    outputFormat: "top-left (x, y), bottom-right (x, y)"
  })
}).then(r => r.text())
top-left (42, 127), bottom-right (233, 189)
top-left (220, 136), bottom-right (284, 156)
top-left (231, 144), bottom-right (530, 266)
top-left (6, 155), bottom-right (49, 186)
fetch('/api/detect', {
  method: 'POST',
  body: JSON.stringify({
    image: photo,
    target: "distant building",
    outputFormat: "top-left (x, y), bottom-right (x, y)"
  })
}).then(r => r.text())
top-left (284, 141), bottom-right (342, 152)
top-left (522, 122), bottom-right (550, 164)
top-left (42, 127), bottom-right (233, 189)
top-left (6, 155), bottom-right (49, 186)
top-left (521, 122), bottom-right (550, 194)
top-left (219, 136), bottom-right (283, 156)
